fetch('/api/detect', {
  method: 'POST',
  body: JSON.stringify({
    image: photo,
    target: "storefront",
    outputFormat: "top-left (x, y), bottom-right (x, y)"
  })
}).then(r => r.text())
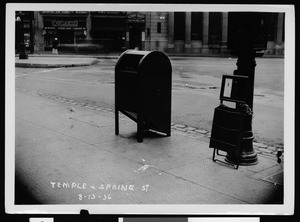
top-left (89, 11), bottom-right (146, 51)
top-left (40, 11), bottom-right (88, 51)
top-left (32, 11), bottom-right (284, 56)
top-left (90, 11), bottom-right (127, 51)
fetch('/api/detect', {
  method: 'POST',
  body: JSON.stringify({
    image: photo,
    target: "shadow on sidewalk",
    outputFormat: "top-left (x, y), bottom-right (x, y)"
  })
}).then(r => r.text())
top-left (15, 174), bottom-right (41, 205)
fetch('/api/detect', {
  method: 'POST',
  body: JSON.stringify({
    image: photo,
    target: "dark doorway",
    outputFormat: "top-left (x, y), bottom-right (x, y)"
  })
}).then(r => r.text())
top-left (129, 27), bottom-right (142, 49)
top-left (58, 30), bottom-right (74, 44)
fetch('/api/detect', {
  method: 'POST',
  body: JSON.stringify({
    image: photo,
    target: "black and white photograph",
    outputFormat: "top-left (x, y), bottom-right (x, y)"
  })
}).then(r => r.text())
top-left (5, 3), bottom-right (295, 215)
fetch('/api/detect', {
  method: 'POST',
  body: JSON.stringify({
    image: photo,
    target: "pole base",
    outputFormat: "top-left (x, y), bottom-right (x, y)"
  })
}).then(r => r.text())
top-left (225, 150), bottom-right (258, 166)
top-left (19, 52), bottom-right (28, 59)
top-left (19, 43), bottom-right (28, 59)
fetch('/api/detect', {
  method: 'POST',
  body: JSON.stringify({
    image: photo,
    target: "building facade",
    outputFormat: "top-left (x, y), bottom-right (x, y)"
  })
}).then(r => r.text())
top-left (15, 11), bottom-right (35, 53)
top-left (21, 11), bottom-right (285, 56)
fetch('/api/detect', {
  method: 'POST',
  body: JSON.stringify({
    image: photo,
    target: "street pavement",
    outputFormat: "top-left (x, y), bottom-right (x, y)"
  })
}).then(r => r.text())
top-left (14, 54), bottom-right (284, 157)
top-left (14, 87), bottom-right (284, 205)
top-left (10, 55), bottom-right (286, 214)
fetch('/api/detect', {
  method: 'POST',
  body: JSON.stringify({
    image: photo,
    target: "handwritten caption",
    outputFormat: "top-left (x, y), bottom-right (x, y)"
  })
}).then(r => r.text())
top-left (50, 181), bottom-right (150, 201)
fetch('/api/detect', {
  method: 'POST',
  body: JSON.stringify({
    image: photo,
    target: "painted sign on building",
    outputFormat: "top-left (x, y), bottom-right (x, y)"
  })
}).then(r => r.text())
top-left (52, 20), bottom-right (78, 27)
top-left (127, 12), bottom-right (145, 23)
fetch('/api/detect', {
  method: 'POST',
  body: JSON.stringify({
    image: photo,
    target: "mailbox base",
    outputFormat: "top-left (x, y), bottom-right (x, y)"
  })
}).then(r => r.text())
top-left (115, 109), bottom-right (171, 143)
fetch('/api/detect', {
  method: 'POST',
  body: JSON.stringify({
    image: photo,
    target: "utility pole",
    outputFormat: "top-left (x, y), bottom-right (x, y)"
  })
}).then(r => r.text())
top-left (225, 12), bottom-right (258, 165)
top-left (16, 12), bottom-right (28, 59)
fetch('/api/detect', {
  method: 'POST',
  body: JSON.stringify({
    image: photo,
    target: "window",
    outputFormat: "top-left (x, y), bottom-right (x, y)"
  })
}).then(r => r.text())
top-left (157, 22), bottom-right (161, 33)
top-left (174, 12), bottom-right (185, 40)
top-left (209, 12), bottom-right (222, 45)
top-left (191, 12), bottom-right (202, 40)
top-left (58, 30), bottom-right (74, 44)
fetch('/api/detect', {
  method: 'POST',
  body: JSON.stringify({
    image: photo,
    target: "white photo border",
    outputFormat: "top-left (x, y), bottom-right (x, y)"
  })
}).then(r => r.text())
top-left (6, 3), bottom-right (295, 215)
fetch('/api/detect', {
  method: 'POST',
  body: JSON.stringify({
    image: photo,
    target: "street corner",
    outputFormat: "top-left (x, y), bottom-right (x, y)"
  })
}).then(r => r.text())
top-left (15, 56), bottom-right (98, 68)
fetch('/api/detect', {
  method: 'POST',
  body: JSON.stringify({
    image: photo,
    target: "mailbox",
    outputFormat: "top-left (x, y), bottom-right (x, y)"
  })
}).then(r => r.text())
top-left (115, 50), bottom-right (172, 142)
top-left (209, 75), bottom-right (251, 169)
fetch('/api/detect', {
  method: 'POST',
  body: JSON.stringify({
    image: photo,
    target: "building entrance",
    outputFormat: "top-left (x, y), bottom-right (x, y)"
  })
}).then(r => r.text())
top-left (129, 27), bottom-right (142, 49)
top-left (127, 12), bottom-right (145, 50)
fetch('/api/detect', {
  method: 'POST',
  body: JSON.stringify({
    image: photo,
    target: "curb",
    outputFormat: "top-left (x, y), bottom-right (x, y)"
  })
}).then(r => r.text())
top-left (15, 58), bottom-right (99, 68)
top-left (16, 53), bottom-right (284, 60)
top-left (16, 87), bottom-right (283, 160)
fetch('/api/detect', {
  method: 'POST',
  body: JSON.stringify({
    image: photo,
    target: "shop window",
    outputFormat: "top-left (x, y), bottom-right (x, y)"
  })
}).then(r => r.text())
top-left (78, 20), bottom-right (87, 27)
top-left (75, 30), bottom-right (86, 44)
top-left (191, 12), bottom-right (202, 40)
top-left (174, 12), bottom-right (185, 40)
top-left (44, 19), bottom-right (52, 27)
top-left (58, 30), bottom-right (74, 44)
top-left (44, 34), bottom-right (53, 48)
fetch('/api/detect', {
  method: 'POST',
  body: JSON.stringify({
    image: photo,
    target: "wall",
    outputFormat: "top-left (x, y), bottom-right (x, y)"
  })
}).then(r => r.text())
top-left (145, 12), bottom-right (169, 51)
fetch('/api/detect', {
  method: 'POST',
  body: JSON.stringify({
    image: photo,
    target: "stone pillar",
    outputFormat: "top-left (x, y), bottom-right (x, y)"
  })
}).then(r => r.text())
top-left (220, 12), bottom-right (228, 54)
top-left (185, 12), bottom-right (191, 53)
top-left (202, 12), bottom-right (209, 54)
top-left (275, 13), bottom-right (284, 55)
top-left (125, 31), bottom-right (130, 49)
top-left (86, 12), bottom-right (92, 42)
top-left (167, 12), bottom-right (174, 50)
top-left (33, 11), bottom-right (44, 52)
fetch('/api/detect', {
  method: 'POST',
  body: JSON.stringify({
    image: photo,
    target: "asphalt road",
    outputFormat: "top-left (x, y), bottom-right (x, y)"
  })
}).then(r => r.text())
top-left (15, 57), bottom-right (284, 147)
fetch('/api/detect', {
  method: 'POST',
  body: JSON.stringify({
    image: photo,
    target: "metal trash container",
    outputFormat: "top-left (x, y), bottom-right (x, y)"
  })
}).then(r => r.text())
top-left (209, 74), bottom-right (252, 169)
top-left (115, 50), bottom-right (172, 142)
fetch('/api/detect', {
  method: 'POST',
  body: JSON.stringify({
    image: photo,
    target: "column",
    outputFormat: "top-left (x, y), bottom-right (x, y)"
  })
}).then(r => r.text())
top-left (185, 12), bottom-right (191, 53)
top-left (33, 11), bottom-right (44, 51)
top-left (275, 13), bottom-right (284, 55)
top-left (86, 12), bottom-right (92, 42)
top-left (146, 12), bottom-right (151, 51)
top-left (220, 12), bottom-right (228, 54)
top-left (167, 12), bottom-right (174, 50)
top-left (202, 12), bottom-right (209, 54)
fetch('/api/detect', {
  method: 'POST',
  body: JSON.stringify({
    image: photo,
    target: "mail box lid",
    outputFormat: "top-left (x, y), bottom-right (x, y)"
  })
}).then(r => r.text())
top-left (115, 50), bottom-right (171, 74)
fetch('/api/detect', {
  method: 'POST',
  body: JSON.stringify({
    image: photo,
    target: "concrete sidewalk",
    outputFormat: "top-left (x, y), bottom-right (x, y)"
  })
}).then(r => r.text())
top-left (15, 56), bottom-right (98, 68)
top-left (14, 90), bottom-right (283, 206)
top-left (15, 52), bottom-right (283, 68)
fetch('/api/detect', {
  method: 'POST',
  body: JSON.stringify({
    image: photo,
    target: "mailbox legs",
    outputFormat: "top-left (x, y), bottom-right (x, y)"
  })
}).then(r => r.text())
top-left (137, 114), bottom-right (143, 143)
top-left (115, 108), bottom-right (119, 135)
top-left (166, 128), bottom-right (171, 137)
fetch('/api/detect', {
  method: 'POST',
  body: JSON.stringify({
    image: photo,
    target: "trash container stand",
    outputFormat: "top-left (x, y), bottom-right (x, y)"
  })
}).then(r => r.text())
top-left (212, 101), bottom-right (245, 170)
top-left (115, 107), bottom-right (119, 136)
top-left (210, 74), bottom-right (250, 170)
top-left (137, 113), bottom-right (144, 143)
